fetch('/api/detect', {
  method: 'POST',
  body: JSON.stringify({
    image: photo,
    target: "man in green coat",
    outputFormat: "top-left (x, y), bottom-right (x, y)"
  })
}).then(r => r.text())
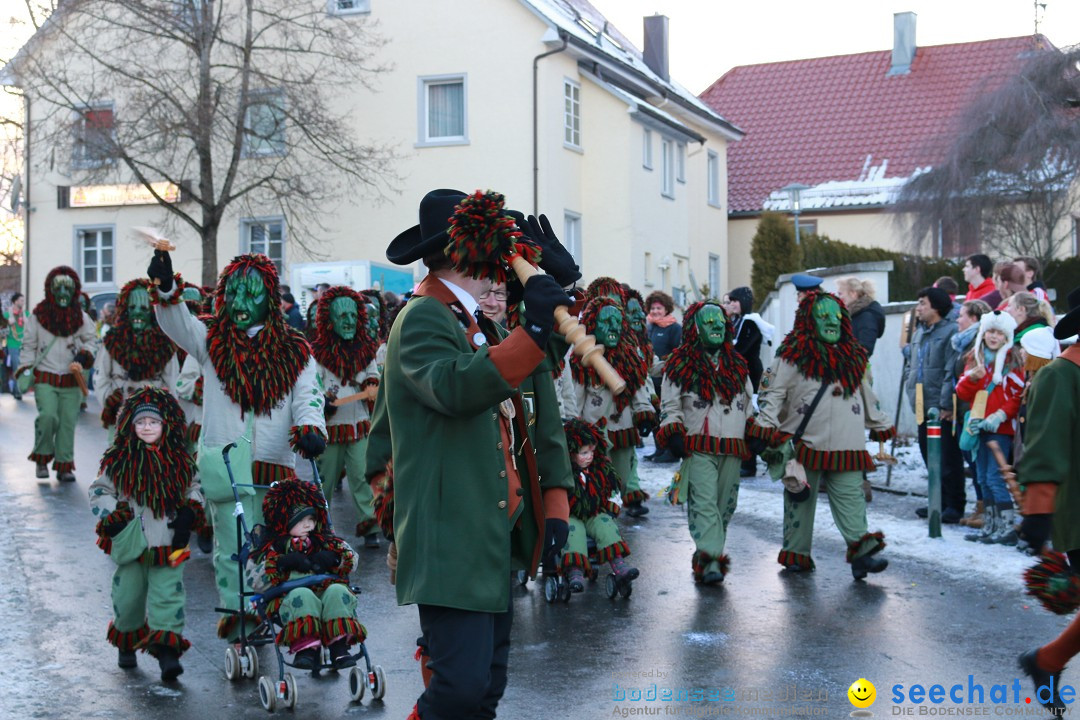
top-left (1016, 286), bottom-right (1080, 715)
top-left (376, 189), bottom-right (577, 720)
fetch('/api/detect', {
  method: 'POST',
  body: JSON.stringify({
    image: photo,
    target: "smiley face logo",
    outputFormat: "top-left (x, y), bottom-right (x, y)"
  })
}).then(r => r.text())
top-left (848, 678), bottom-right (876, 709)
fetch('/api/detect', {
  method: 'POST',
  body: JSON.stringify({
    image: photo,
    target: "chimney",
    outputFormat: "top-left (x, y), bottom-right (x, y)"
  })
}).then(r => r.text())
top-left (643, 14), bottom-right (670, 82)
top-left (888, 11), bottom-right (917, 76)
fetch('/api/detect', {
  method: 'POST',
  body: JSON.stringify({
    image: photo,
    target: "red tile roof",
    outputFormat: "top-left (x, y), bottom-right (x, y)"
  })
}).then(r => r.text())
top-left (700, 35), bottom-right (1053, 213)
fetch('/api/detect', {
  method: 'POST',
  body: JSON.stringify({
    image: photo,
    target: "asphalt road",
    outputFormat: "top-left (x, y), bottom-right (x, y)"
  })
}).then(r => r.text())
top-left (0, 392), bottom-right (1071, 719)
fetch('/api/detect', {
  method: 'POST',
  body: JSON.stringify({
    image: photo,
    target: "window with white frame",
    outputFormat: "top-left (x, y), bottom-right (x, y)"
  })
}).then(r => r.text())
top-left (677, 143), bottom-right (686, 183)
top-left (642, 128), bottom-right (653, 169)
top-left (328, 0), bottom-right (370, 14)
top-left (243, 218), bottom-right (285, 276)
top-left (72, 105), bottom-right (116, 169)
top-left (419, 75), bottom-right (467, 145)
top-left (708, 254), bottom-right (720, 299)
top-left (661, 138), bottom-right (675, 198)
top-left (243, 90), bottom-right (287, 157)
top-left (563, 211), bottom-right (582, 267)
top-left (77, 226), bottom-right (114, 286)
top-left (563, 79), bottom-right (581, 149)
top-left (707, 150), bottom-right (721, 207)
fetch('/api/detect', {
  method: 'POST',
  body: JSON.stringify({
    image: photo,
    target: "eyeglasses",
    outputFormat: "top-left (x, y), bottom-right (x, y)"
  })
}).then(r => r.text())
top-left (479, 290), bottom-right (508, 301)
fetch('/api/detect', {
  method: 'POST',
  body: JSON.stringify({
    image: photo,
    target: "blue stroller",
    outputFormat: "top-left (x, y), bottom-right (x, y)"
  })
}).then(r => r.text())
top-left (217, 443), bottom-right (386, 712)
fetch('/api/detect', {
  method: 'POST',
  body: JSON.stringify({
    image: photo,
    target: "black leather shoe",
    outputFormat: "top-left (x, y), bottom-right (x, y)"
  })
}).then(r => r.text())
top-left (292, 647), bottom-right (319, 671)
top-left (915, 506), bottom-right (928, 519)
top-left (156, 646), bottom-right (183, 682)
top-left (118, 649), bottom-right (137, 669)
top-left (1018, 649), bottom-right (1067, 715)
top-left (941, 507), bottom-right (963, 524)
top-left (851, 554), bottom-right (888, 580)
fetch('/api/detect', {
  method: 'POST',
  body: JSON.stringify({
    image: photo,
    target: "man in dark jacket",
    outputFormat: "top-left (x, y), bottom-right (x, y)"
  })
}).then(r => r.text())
top-left (904, 287), bottom-right (963, 523)
top-left (280, 292), bottom-right (304, 330)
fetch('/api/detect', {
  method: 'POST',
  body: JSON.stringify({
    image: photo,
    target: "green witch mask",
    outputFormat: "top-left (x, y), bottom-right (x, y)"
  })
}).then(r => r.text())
top-left (330, 297), bottom-right (359, 341)
top-left (595, 305), bottom-right (623, 350)
top-left (223, 269), bottom-right (269, 331)
top-left (627, 298), bottom-right (646, 333)
top-left (52, 276), bottom-right (75, 308)
top-left (695, 304), bottom-right (726, 351)
top-left (813, 296), bottom-right (843, 345)
top-left (364, 303), bottom-right (380, 340)
top-left (127, 286), bottom-right (152, 332)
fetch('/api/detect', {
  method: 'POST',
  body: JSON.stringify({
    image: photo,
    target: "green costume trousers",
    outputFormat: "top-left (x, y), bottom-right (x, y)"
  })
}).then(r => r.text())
top-left (562, 514), bottom-right (625, 565)
top-left (685, 453), bottom-right (741, 557)
top-left (208, 491), bottom-right (265, 640)
top-left (111, 561), bottom-right (186, 651)
top-left (782, 469), bottom-right (878, 562)
top-left (32, 384), bottom-right (82, 469)
top-left (610, 447), bottom-right (644, 500)
top-left (317, 438), bottom-right (375, 531)
top-left (278, 583), bottom-right (359, 642)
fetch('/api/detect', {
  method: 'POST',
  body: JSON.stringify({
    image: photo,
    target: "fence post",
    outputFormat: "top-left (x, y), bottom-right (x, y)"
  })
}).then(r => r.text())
top-left (926, 409), bottom-right (942, 539)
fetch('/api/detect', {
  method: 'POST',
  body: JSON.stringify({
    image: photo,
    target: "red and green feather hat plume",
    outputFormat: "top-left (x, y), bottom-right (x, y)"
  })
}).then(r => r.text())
top-left (99, 387), bottom-right (196, 519)
top-left (103, 278), bottom-right (176, 381)
top-left (262, 478), bottom-right (330, 538)
top-left (34, 265), bottom-right (85, 337)
top-left (444, 190), bottom-right (541, 282)
top-left (665, 302), bottom-right (749, 405)
top-left (205, 254), bottom-right (311, 415)
top-left (571, 297), bottom-right (649, 409)
top-left (312, 286), bottom-right (378, 383)
top-left (777, 290), bottom-right (868, 397)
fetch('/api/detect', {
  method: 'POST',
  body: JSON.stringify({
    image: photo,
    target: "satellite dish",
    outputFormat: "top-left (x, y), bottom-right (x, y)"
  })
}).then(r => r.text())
top-left (9, 175), bottom-right (21, 213)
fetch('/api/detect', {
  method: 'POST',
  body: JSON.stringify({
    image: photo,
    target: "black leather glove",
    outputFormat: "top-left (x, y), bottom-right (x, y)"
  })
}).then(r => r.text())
top-left (668, 433), bottom-right (686, 459)
top-left (277, 552), bottom-right (313, 573)
top-left (324, 394), bottom-right (339, 420)
top-left (147, 250), bottom-right (174, 293)
top-left (637, 419), bottom-right (656, 438)
top-left (541, 518), bottom-right (569, 569)
top-left (1019, 514), bottom-right (1052, 553)
top-left (168, 506), bottom-right (196, 549)
top-left (746, 436), bottom-right (768, 457)
top-left (521, 275), bottom-right (572, 349)
top-left (309, 549), bottom-right (339, 573)
top-left (104, 520), bottom-right (129, 538)
top-left (296, 431), bottom-right (326, 459)
top-left (527, 214), bottom-right (582, 288)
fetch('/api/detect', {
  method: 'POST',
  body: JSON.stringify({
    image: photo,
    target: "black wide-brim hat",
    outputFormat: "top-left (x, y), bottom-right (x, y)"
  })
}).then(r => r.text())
top-left (1054, 286), bottom-right (1080, 340)
top-left (386, 189), bottom-right (468, 265)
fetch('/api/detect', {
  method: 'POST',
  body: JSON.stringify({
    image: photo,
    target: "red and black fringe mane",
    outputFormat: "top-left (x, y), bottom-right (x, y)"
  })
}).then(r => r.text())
top-left (311, 286), bottom-right (378, 384)
top-left (777, 291), bottom-right (867, 397)
top-left (103, 278), bottom-right (176, 381)
top-left (33, 266), bottom-right (85, 337)
top-left (570, 297), bottom-right (648, 410)
top-left (664, 302), bottom-right (749, 405)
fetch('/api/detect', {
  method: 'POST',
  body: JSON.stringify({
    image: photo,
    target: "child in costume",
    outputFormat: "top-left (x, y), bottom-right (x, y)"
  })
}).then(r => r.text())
top-left (258, 479), bottom-right (365, 670)
top-left (560, 418), bottom-right (639, 593)
top-left (311, 286), bottom-right (380, 546)
top-left (566, 296), bottom-right (656, 517)
top-left (957, 310), bottom-right (1024, 545)
top-left (95, 278), bottom-right (178, 432)
top-left (89, 387), bottom-right (204, 681)
top-left (750, 291), bottom-right (895, 580)
top-left (656, 301), bottom-right (754, 585)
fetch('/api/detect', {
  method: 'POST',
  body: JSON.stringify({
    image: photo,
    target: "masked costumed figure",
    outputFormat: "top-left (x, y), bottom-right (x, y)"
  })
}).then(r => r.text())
top-left (89, 387), bottom-right (205, 681)
top-left (95, 279), bottom-right (178, 433)
top-left (560, 418), bottom-right (638, 594)
top-left (749, 291), bottom-right (895, 580)
top-left (312, 286), bottom-right (381, 546)
top-left (361, 289), bottom-right (389, 374)
top-left (656, 302), bottom-right (753, 584)
top-left (257, 479), bottom-right (365, 670)
top-left (19, 266), bottom-right (97, 481)
top-left (148, 251), bottom-right (327, 640)
top-left (567, 296), bottom-right (655, 517)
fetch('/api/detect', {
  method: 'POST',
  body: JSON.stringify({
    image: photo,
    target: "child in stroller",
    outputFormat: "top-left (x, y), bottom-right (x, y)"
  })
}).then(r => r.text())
top-left (255, 478), bottom-right (366, 670)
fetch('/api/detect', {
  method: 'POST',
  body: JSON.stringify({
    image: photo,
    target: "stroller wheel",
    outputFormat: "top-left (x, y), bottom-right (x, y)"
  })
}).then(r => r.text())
top-left (258, 675), bottom-right (276, 712)
top-left (605, 573), bottom-right (617, 599)
top-left (243, 645), bottom-right (259, 679)
top-left (558, 578), bottom-right (572, 604)
top-left (515, 569), bottom-right (529, 587)
top-left (348, 666), bottom-right (366, 702)
top-left (543, 575), bottom-right (558, 603)
top-left (224, 646), bottom-right (241, 681)
top-left (283, 673), bottom-right (298, 710)
top-left (619, 579), bottom-right (633, 598)
top-left (370, 664), bottom-right (386, 700)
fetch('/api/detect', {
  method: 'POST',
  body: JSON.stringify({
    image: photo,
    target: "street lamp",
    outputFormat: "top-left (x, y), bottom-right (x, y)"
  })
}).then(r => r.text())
top-left (781, 182), bottom-right (810, 245)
